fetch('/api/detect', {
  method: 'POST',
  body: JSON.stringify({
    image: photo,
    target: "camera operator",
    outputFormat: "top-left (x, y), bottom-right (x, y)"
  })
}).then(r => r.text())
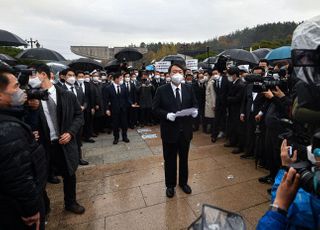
top-left (0, 65), bottom-right (47, 230)
top-left (257, 139), bottom-right (320, 229)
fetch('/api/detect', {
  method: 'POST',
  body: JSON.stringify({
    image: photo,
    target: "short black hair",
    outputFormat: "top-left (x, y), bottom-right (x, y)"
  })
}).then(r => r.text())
top-left (76, 70), bottom-right (85, 76)
top-left (168, 63), bottom-right (185, 74)
top-left (227, 66), bottom-right (240, 77)
top-left (252, 66), bottom-right (266, 74)
top-left (112, 72), bottom-right (122, 80)
top-left (59, 69), bottom-right (67, 76)
top-left (0, 65), bottom-right (14, 92)
top-left (36, 64), bottom-right (51, 79)
top-left (259, 59), bottom-right (269, 66)
top-left (64, 68), bottom-right (75, 75)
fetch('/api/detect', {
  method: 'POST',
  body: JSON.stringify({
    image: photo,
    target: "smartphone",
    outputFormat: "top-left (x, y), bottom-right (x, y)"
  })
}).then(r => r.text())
top-left (288, 146), bottom-right (293, 158)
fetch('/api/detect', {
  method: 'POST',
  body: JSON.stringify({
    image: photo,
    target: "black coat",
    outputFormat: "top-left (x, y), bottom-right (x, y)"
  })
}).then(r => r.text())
top-left (38, 85), bottom-right (84, 176)
top-left (227, 79), bottom-right (245, 118)
top-left (152, 83), bottom-right (198, 143)
top-left (124, 81), bottom-right (138, 104)
top-left (152, 79), bottom-right (165, 94)
top-left (0, 108), bottom-right (47, 217)
top-left (240, 83), bottom-right (266, 118)
top-left (104, 84), bottom-right (132, 114)
top-left (214, 76), bottom-right (229, 109)
top-left (91, 82), bottom-right (104, 116)
top-left (192, 82), bottom-right (206, 112)
top-left (137, 82), bottom-right (154, 108)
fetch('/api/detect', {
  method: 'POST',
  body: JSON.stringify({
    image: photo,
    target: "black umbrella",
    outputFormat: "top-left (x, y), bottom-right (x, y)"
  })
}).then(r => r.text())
top-left (162, 55), bottom-right (186, 67)
top-left (0, 29), bottom-right (27, 46)
top-left (0, 53), bottom-right (17, 65)
top-left (104, 59), bottom-right (121, 72)
top-left (218, 49), bottom-right (259, 64)
top-left (114, 48), bottom-right (143, 62)
top-left (16, 48), bottom-right (66, 61)
top-left (252, 48), bottom-right (272, 59)
top-left (69, 58), bottom-right (103, 72)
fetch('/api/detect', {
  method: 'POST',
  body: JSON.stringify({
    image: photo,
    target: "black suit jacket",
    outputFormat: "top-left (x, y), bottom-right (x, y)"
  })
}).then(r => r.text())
top-left (38, 85), bottom-right (84, 175)
top-left (240, 83), bottom-right (266, 118)
top-left (152, 83), bottom-right (198, 143)
top-left (214, 76), bottom-right (229, 108)
top-left (227, 79), bottom-right (245, 117)
top-left (104, 84), bottom-right (132, 114)
top-left (124, 82), bottom-right (137, 104)
top-left (192, 82), bottom-right (206, 111)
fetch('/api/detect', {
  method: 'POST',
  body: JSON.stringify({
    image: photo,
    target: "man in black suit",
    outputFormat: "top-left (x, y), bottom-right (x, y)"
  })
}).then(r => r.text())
top-left (211, 68), bottom-right (229, 142)
top-left (225, 67), bottom-right (245, 154)
top-left (55, 69), bottom-right (67, 89)
top-left (152, 63), bottom-right (198, 198)
top-left (36, 64), bottom-right (85, 214)
top-left (124, 73), bottom-right (138, 129)
top-left (64, 68), bottom-right (89, 166)
top-left (76, 71), bottom-right (96, 143)
top-left (152, 71), bottom-right (165, 92)
top-left (104, 72), bottom-right (132, 144)
top-left (192, 73), bottom-right (206, 131)
top-left (239, 67), bottom-right (267, 159)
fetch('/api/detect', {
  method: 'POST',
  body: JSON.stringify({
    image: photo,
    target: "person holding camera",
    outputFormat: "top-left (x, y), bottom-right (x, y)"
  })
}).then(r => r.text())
top-left (0, 65), bottom-right (47, 230)
top-left (257, 138), bottom-right (320, 229)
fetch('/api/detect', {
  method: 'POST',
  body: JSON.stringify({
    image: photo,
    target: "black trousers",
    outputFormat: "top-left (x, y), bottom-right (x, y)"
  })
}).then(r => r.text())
top-left (140, 108), bottom-right (152, 125)
top-left (193, 108), bottom-right (205, 131)
top-left (162, 133), bottom-right (190, 188)
top-left (265, 126), bottom-right (282, 179)
top-left (212, 106), bottom-right (227, 138)
top-left (128, 107), bottom-right (138, 128)
top-left (112, 109), bottom-right (128, 139)
top-left (245, 113), bottom-right (256, 155)
top-left (48, 142), bottom-right (77, 207)
top-left (83, 109), bottom-right (93, 139)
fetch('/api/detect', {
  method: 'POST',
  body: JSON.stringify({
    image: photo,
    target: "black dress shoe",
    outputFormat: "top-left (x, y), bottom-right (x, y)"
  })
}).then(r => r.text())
top-left (240, 154), bottom-right (254, 159)
top-left (179, 184), bottom-right (192, 194)
top-left (211, 137), bottom-right (217, 143)
top-left (231, 148), bottom-right (243, 154)
top-left (166, 187), bottom-right (175, 198)
top-left (91, 134), bottom-right (98, 137)
top-left (47, 176), bottom-right (61, 184)
top-left (123, 137), bottom-right (130, 143)
top-left (113, 139), bottom-right (119, 145)
top-left (65, 202), bottom-right (85, 214)
top-left (258, 175), bottom-right (274, 185)
top-left (224, 143), bottom-right (235, 148)
top-left (79, 159), bottom-right (89, 165)
top-left (83, 138), bottom-right (95, 143)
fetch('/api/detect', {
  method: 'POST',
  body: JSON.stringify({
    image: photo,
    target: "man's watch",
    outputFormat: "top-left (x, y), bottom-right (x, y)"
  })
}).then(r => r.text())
top-left (269, 204), bottom-right (288, 216)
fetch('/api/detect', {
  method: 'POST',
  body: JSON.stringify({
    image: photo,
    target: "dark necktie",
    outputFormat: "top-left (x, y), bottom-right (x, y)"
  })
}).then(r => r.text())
top-left (117, 85), bottom-right (120, 95)
top-left (176, 88), bottom-right (182, 110)
top-left (71, 86), bottom-right (76, 95)
top-left (46, 95), bottom-right (59, 137)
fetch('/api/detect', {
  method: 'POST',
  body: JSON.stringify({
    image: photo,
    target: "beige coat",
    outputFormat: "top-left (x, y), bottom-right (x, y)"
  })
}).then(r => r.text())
top-left (204, 77), bottom-right (216, 118)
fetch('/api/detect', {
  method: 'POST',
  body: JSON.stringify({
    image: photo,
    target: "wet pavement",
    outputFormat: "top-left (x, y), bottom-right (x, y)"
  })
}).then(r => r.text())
top-left (46, 126), bottom-right (270, 230)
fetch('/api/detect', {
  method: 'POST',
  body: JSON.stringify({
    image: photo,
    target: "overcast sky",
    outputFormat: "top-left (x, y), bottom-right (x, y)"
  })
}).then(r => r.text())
top-left (1, 0), bottom-right (319, 59)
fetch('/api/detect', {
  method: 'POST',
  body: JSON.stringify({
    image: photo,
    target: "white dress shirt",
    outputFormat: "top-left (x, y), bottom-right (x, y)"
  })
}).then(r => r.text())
top-left (41, 85), bottom-right (59, 141)
top-left (170, 83), bottom-right (182, 102)
top-left (113, 82), bottom-right (121, 94)
top-left (65, 83), bottom-right (77, 96)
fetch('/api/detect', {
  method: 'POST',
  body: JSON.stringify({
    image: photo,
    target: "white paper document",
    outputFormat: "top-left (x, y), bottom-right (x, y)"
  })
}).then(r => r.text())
top-left (175, 108), bottom-right (197, 117)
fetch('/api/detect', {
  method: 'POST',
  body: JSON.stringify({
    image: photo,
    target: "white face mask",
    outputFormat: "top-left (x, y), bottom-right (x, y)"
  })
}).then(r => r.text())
top-left (227, 76), bottom-right (233, 82)
top-left (119, 80), bottom-right (124, 85)
top-left (199, 79), bottom-right (205, 84)
top-left (50, 79), bottom-right (55, 84)
top-left (131, 77), bottom-right (136, 81)
top-left (84, 78), bottom-right (90, 83)
top-left (93, 76), bottom-right (99, 82)
top-left (78, 79), bottom-right (85, 84)
top-left (125, 77), bottom-right (130, 82)
top-left (66, 76), bottom-right (76, 85)
top-left (213, 74), bottom-right (220, 80)
top-left (171, 73), bottom-right (184, 85)
top-left (181, 80), bottom-right (186, 84)
top-left (155, 75), bottom-right (160, 79)
top-left (29, 77), bottom-right (42, 88)
top-left (166, 77), bottom-right (171, 82)
top-left (204, 76), bottom-right (208, 81)
top-left (160, 76), bottom-right (165, 80)
top-left (101, 76), bottom-right (107, 80)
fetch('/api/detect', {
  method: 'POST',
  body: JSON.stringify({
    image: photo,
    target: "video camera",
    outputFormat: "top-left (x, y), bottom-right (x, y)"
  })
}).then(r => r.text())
top-left (16, 69), bottom-right (49, 101)
top-left (244, 74), bottom-right (288, 93)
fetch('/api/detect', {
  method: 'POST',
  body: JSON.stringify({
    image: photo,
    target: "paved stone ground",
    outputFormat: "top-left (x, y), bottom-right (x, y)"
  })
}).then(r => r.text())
top-left (46, 126), bottom-right (271, 230)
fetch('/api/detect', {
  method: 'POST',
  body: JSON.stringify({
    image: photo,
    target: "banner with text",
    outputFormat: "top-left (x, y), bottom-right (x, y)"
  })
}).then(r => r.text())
top-left (155, 61), bottom-right (171, 73)
top-left (186, 59), bottom-right (198, 70)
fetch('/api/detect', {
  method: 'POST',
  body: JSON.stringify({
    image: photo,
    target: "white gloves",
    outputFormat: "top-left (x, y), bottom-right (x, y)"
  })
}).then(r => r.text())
top-left (167, 113), bottom-right (176, 122)
top-left (191, 109), bottom-right (198, 118)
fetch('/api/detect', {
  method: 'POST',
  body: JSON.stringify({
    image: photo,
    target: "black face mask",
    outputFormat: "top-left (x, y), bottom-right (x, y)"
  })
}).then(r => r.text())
top-left (60, 78), bottom-right (65, 83)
